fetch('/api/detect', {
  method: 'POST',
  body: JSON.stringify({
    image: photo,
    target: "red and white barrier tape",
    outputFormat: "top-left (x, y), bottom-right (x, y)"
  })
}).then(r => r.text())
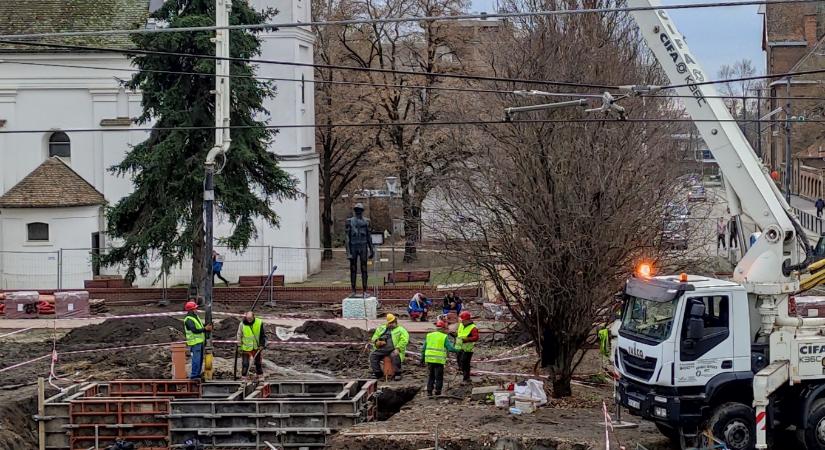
top-left (0, 326), bottom-right (36, 339)
top-left (471, 369), bottom-right (549, 378)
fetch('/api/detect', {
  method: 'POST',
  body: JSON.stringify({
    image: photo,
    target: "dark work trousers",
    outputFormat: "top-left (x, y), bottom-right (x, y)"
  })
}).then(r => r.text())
top-left (369, 346), bottom-right (401, 376)
top-left (241, 350), bottom-right (263, 376)
top-left (457, 351), bottom-right (473, 381)
top-left (427, 363), bottom-right (445, 395)
top-left (716, 234), bottom-right (726, 250)
top-left (729, 232), bottom-right (737, 249)
top-left (349, 244), bottom-right (370, 292)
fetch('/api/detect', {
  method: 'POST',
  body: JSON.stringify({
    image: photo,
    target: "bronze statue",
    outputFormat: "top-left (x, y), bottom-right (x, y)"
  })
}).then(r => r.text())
top-left (345, 203), bottom-right (375, 297)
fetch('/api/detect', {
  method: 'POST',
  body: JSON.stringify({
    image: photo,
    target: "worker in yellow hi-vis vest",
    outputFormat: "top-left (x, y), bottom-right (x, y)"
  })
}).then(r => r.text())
top-left (454, 311), bottom-right (479, 383)
top-left (236, 311), bottom-right (266, 381)
top-left (420, 320), bottom-right (458, 397)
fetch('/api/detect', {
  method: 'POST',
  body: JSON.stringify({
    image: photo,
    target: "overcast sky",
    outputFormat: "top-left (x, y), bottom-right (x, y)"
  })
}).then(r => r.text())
top-left (467, 0), bottom-right (766, 78)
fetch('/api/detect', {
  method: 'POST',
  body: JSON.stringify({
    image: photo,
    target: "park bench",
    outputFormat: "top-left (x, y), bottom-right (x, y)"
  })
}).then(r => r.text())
top-left (384, 270), bottom-right (431, 284)
top-left (238, 275), bottom-right (285, 287)
top-left (84, 278), bottom-right (132, 289)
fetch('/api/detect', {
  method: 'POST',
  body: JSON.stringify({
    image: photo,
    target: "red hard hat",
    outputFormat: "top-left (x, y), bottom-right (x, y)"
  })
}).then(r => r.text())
top-left (184, 301), bottom-right (198, 311)
top-left (459, 311), bottom-right (471, 320)
top-left (436, 320), bottom-right (447, 328)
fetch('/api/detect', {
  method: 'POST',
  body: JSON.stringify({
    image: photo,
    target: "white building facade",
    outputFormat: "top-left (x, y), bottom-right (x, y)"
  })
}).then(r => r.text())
top-left (0, 0), bottom-right (320, 289)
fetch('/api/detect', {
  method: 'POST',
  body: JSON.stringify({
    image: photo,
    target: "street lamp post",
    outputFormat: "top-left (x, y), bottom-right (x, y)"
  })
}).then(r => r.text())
top-left (385, 176), bottom-right (398, 286)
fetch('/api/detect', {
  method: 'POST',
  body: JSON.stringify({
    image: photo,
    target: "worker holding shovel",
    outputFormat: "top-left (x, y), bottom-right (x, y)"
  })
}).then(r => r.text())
top-left (237, 311), bottom-right (266, 381)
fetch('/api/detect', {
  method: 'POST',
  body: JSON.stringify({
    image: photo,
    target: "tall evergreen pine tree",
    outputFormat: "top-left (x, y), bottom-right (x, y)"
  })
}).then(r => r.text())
top-left (102, 0), bottom-right (297, 284)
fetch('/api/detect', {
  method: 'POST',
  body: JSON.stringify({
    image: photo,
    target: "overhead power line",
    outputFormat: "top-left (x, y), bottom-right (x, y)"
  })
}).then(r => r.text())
top-left (0, 39), bottom-right (618, 90)
top-left (8, 60), bottom-right (825, 102)
top-left (8, 39), bottom-right (825, 94)
top-left (0, 117), bottom-right (821, 135)
top-left (0, 0), bottom-right (815, 40)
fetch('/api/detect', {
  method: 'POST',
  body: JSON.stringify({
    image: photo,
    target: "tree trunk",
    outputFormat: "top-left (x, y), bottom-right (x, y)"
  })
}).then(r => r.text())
top-left (191, 196), bottom-right (206, 300)
top-left (541, 327), bottom-right (577, 398)
top-left (398, 167), bottom-right (419, 262)
top-left (321, 194), bottom-right (334, 260)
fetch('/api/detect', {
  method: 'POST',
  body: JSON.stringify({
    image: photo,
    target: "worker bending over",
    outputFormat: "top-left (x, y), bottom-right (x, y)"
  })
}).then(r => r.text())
top-left (369, 314), bottom-right (409, 380)
top-left (421, 320), bottom-right (458, 397)
top-left (183, 301), bottom-right (212, 380)
top-left (454, 311), bottom-right (479, 383)
top-left (237, 311), bottom-right (266, 381)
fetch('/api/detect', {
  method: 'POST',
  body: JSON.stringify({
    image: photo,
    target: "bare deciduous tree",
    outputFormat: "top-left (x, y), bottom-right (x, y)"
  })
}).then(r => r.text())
top-left (433, 0), bottom-right (704, 397)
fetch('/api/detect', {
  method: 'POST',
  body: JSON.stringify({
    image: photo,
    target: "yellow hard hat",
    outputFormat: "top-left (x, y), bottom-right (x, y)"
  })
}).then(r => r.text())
top-left (386, 313), bottom-right (397, 323)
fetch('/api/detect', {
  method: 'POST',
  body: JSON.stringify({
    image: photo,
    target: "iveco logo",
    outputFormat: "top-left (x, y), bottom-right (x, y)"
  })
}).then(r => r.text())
top-left (629, 345), bottom-right (644, 359)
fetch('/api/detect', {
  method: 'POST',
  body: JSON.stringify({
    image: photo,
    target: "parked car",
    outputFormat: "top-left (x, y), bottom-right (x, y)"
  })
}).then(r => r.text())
top-left (687, 185), bottom-right (706, 202)
top-left (664, 202), bottom-right (690, 220)
top-left (662, 219), bottom-right (688, 250)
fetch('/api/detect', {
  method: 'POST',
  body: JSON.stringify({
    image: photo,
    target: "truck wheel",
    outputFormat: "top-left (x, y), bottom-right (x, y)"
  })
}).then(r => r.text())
top-left (707, 402), bottom-right (756, 450)
top-left (803, 399), bottom-right (825, 450)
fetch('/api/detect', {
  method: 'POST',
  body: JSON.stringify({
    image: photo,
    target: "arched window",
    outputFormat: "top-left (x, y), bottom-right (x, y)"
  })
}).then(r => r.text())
top-left (27, 222), bottom-right (49, 242)
top-left (48, 132), bottom-right (71, 158)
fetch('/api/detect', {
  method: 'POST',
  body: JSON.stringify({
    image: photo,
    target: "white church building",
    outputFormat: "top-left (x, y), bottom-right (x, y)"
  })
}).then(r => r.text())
top-left (0, 0), bottom-right (320, 289)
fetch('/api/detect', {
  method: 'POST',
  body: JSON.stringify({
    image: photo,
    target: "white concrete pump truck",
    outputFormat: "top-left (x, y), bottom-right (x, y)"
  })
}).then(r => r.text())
top-left (614, 1), bottom-right (825, 449)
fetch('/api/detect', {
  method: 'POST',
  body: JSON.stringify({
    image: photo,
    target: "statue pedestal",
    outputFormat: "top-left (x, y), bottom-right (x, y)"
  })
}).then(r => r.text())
top-left (342, 296), bottom-right (378, 319)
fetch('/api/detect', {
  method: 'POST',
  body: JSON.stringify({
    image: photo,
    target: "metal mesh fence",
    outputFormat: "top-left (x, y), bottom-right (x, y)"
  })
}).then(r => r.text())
top-left (0, 245), bottom-right (476, 290)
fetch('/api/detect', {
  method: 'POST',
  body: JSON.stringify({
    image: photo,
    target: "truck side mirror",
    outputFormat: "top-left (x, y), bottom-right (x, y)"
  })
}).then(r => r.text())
top-left (686, 317), bottom-right (704, 341)
top-left (685, 302), bottom-right (705, 342)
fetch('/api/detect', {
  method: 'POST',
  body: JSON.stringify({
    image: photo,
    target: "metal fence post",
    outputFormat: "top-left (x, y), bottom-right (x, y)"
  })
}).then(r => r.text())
top-left (268, 246), bottom-right (274, 305)
top-left (57, 249), bottom-right (63, 290)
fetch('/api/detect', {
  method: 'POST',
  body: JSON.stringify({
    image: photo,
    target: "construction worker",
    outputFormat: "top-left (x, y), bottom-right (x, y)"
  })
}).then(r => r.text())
top-left (455, 311), bottom-right (479, 383)
top-left (237, 311), bottom-right (266, 381)
top-left (183, 301), bottom-right (212, 380)
top-left (420, 320), bottom-right (458, 397)
top-left (368, 313), bottom-right (409, 380)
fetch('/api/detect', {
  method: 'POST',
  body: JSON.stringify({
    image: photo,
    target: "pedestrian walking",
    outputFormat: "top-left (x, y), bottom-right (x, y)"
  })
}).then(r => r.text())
top-left (236, 311), bottom-right (266, 381)
top-left (420, 320), bottom-right (458, 397)
top-left (716, 217), bottom-right (727, 251)
top-left (368, 314), bottom-right (409, 380)
top-left (729, 216), bottom-right (738, 249)
top-left (816, 198), bottom-right (824, 219)
top-left (454, 311), bottom-right (479, 383)
top-left (182, 300), bottom-right (212, 380)
top-left (212, 250), bottom-right (229, 287)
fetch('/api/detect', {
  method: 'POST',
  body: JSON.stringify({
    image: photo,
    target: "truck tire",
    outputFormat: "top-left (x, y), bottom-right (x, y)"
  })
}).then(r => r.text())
top-left (803, 398), bottom-right (825, 450)
top-left (707, 402), bottom-right (756, 450)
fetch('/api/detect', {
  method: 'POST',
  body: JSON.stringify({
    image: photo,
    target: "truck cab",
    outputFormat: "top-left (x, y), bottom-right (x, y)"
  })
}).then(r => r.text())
top-left (616, 274), bottom-right (758, 445)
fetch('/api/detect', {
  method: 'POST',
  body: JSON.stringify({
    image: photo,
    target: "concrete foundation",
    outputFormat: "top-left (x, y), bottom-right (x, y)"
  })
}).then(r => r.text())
top-left (37, 379), bottom-right (376, 449)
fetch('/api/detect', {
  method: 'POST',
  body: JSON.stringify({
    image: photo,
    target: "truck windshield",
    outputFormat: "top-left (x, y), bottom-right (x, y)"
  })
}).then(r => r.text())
top-left (620, 296), bottom-right (678, 343)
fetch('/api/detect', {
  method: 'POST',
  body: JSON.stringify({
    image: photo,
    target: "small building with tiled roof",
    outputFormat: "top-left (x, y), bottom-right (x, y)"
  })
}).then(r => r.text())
top-left (0, 158), bottom-right (106, 289)
top-left (0, 0), bottom-right (320, 289)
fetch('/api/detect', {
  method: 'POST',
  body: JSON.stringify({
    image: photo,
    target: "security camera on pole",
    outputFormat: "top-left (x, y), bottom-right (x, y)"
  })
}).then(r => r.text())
top-left (202, 0), bottom-right (232, 381)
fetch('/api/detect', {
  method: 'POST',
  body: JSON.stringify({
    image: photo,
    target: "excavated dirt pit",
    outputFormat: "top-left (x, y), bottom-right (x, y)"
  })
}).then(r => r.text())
top-left (374, 385), bottom-right (420, 421)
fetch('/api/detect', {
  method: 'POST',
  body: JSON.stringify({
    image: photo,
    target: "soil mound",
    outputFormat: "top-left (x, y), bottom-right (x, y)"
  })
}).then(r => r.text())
top-left (212, 317), bottom-right (240, 341)
top-left (294, 320), bottom-right (367, 342)
top-left (59, 316), bottom-right (183, 346)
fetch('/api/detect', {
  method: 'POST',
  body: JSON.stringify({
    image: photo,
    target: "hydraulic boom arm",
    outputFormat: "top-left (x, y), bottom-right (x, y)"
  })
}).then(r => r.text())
top-left (627, 0), bottom-right (801, 294)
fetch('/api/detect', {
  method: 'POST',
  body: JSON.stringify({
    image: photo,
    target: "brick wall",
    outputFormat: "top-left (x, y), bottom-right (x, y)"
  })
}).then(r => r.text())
top-left (0, 286), bottom-right (481, 306)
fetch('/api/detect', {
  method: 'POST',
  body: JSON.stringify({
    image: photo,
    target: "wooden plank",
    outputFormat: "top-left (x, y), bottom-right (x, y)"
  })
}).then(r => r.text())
top-left (37, 377), bottom-right (45, 450)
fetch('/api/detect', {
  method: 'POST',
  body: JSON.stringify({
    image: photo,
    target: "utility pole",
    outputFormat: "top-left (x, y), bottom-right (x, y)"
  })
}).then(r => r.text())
top-left (202, 0), bottom-right (232, 380)
top-left (784, 77), bottom-right (792, 204)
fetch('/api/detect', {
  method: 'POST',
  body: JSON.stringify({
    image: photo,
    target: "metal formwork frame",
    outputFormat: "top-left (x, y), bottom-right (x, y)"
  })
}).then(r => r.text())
top-left (38, 379), bottom-right (376, 450)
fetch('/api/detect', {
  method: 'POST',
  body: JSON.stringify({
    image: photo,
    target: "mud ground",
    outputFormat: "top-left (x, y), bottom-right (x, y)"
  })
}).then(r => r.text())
top-left (0, 306), bottom-right (740, 450)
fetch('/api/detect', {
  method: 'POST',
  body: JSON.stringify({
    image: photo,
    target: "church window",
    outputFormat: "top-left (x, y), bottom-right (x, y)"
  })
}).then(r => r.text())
top-left (48, 132), bottom-right (71, 158)
top-left (27, 222), bottom-right (49, 242)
